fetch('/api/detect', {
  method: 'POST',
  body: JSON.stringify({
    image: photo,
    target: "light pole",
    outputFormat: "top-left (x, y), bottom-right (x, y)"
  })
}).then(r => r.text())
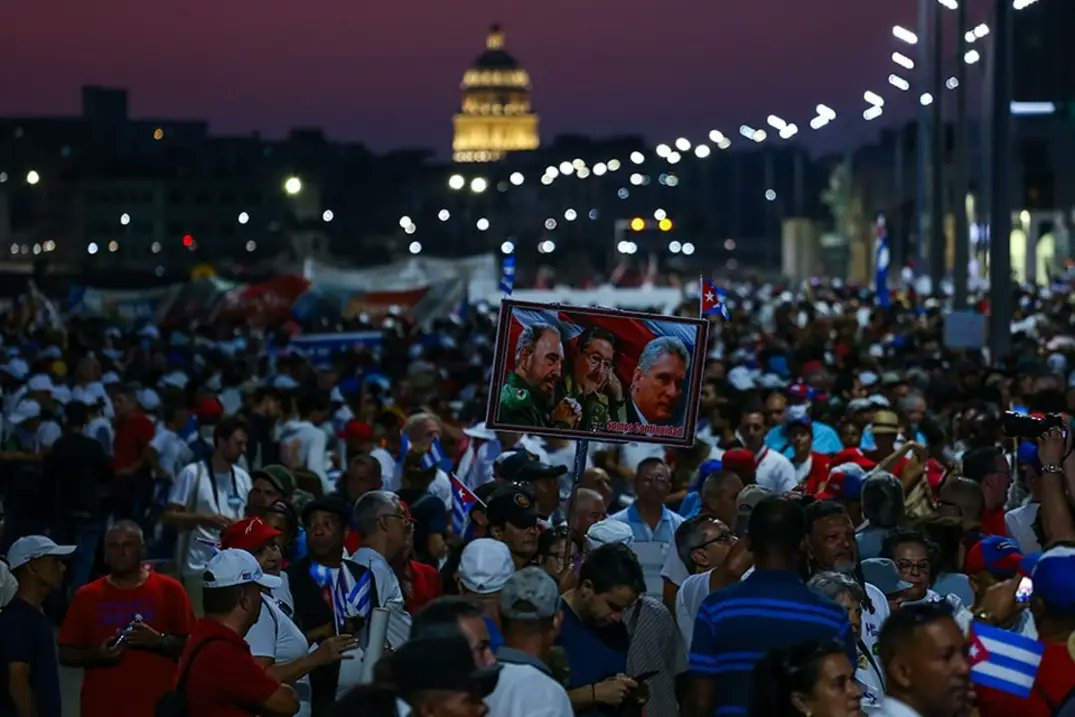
top-left (928, 0), bottom-right (946, 293)
top-left (953, 0), bottom-right (970, 307)
top-left (988, 0), bottom-right (1012, 360)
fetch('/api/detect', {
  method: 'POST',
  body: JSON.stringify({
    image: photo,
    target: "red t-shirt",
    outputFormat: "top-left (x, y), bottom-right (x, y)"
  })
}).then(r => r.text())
top-left (58, 572), bottom-right (196, 717)
top-left (800, 454), bottom-right (833, 495)
top-left (981, 507), bottom-right (1008, 537)
top-left (179, 619), bottom-right (280, 717)
top-left (113, 412), bottom-right (155, 473)
top-left (406, 560), bottom-right (442, 614)
top-left (977, 641), bottom-right (1075, 717)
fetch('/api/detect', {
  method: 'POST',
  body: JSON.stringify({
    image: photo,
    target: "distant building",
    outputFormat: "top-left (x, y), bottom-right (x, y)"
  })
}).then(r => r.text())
top-left (452, 25), bottom-right (540, 163)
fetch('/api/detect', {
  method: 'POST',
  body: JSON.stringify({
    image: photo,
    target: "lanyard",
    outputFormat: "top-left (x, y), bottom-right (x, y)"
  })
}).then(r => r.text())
top-left (203, 459), bottom-right (239, 514)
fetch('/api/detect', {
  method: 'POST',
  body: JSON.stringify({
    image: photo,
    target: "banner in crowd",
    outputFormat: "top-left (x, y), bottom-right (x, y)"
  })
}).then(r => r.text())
top-left (213, 275), bottom-right (312, 327)
top-left (285, 331), bottom-right (384, 365)
top-left (486, 299), bottom-right (708, 447)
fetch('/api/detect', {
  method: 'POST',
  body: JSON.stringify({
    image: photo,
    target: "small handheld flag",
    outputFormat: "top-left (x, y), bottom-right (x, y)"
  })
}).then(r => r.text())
top-left (700, 278), bottom-right (730, 320)
top-left (450, 474), bottom-right (484, 537)
top-left (399, 434), bottom-right (452, 472)
top-left (333, 568), bottom-right (373, 630)
top-left (968, 621), bottom-right (1044, 698)
top-left (499, 255), bottom-right (516, 295)
top-left (875, 214), bottom-right (891, 309)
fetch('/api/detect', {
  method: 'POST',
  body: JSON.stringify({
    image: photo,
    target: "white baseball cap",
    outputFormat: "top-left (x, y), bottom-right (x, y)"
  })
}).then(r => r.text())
top-left (0, 359), bottom-right (29, 381)
top-left (202, 549), bottom-right (282, 589)
top-left (9, 399), bottom-right (41, 425)
top-left (137, 388), bottom-right (161, 412)
top-left (585, 519), bottom-right (635, 551)
top-left (7, 536), bottom-right (76, 570)
top-left (27, 374), bottom-right (53, 393)
top-left (459, 539), bottom-right (514, 594)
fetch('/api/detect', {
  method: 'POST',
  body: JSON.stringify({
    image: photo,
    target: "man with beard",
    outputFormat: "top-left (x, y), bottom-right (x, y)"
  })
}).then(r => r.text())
top-left (875, 603), bottom-right (971, 717)
top-left (627, 337), bottom-right (689, 427)
top-left (563, 327), bottom-right (625, 431)
top-left (804, 500), bottom-right (890, 660)
top-left (498, 323), bottom-right (581, 429)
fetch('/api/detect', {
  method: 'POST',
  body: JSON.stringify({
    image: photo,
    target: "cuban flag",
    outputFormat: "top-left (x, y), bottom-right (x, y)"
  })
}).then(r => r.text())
top-left (333, 568), bottom-right (373, 630)
top-left (450, 473), bottom-right (484, 537)
top-left (968, 622), bottom-right (1044, 698)
top-left (700, 278), bottom-right (730, 320)
top-left (399, 434), bottom-right (452, 472)
top-left (499, 255), bottom-right (516, 295)
top-left (875, 214), bottom-right (891, 309)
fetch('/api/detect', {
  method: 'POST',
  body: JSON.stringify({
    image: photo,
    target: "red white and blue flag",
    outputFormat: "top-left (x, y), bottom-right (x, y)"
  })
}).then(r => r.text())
top-left (968, 621), bottom-right (1044, 698)
top-left (700, 278), bottom-right (730, 320)
top-left (450, 474), bottom-right (483, 537)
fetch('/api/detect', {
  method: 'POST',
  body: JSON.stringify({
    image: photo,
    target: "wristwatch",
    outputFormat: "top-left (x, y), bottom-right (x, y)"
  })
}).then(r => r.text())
top-left (1041, 463), bottom-right (1064, 475)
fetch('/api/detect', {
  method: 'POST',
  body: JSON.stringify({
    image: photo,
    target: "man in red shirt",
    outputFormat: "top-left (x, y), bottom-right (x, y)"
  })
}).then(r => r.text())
top-left (59, 521), bottom-right (195, 717)
top-left (111, 384), bottom-right (156, 519)
top-left (962, 446), bottom-right (1012, 537)
top-left (179, 549), bottom-right (298, 717)
top-left (976, 546), bottom-right (1075, 716)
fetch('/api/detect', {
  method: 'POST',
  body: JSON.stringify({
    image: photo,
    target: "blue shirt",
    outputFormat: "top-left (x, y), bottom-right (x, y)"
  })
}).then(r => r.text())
top-left (765, 420), bottom-right (843, 457)
top-left (0, 598), bottom-right (62, 717)
top-left (611, 504), bottom-right (685, 596)
top-left (689, 569), bottom-right (856, 716)
top-left (556, 599), bottom-right (629, 717)
top-left (679, 491), bottom-right (702, 518)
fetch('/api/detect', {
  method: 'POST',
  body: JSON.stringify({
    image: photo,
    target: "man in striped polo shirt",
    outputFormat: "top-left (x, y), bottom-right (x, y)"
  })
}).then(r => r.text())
top-left (682, 496), bottom-right (857, 717)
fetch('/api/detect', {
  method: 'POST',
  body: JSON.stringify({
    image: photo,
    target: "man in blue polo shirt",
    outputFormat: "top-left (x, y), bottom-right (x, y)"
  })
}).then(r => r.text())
top-left (610, 457), bottom-right (684, 597)
top-left (682, 496), bottom-right (856, 717)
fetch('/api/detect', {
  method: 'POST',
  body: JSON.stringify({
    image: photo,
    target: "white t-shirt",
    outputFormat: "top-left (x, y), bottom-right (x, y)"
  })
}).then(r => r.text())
top-left (755, 448), bottom-right (798, 494)
top-left (352, 547), bottom-right (411, 649)
top-left (860, 582), bottom-right (890, 659)
top-left (168, 461), bottom-right (252, 573)
top-left (485, 660), bottom-right (573, 717)
top-left (151, 426), bottom-right (193, 480)
top-left (1005, 503), bottom-right (1041, 554)
top-left (659, 544), bottom-right (690, 588)
top-left (675, 570), bottom-right (713, 651)
top-left (280, 420), bottom-right (331, 494)
top-left (369, 447), bottom-right (397, 491)
top-left (247, 594), bottom-right (312, 717)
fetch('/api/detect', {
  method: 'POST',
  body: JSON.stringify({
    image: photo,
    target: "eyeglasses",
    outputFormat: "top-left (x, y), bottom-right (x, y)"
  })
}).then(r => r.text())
top-left (694, 532), bottom-right (737, 551)
top-left (382, 514), bottom-right (414, 531)
top-left (583, 352), bottom-right (614, 372)
top-left (895, 559), bottom-right (930, 574)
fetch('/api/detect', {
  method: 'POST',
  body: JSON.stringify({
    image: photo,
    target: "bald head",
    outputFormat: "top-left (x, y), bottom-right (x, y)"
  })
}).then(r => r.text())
top-left (572, 488), bottom-right (607, 538)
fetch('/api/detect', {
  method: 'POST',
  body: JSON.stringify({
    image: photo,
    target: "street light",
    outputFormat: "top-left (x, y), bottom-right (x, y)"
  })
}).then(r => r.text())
top-left (893, 25), bottom-right (919, 44)
top-left (682, 242), bottom-right (695, 256)
top-left (889, 74), bottom-right (911, 91)
top-left (399, 215), bottom-right (413, 229)
top-left (408, 241), bottom-right (422, 255)
top-left (245, 240), bottom-right (257, 252)
top-left (26, 170), bottom-right (40, 185)
top-left (87, 242), bottom-right (99, 255)
top-left (779, 124), bottom-right (798, 139)
top-left (283, 176), bottom-right (302, 195)
top-left (545, 218), bottom-right (558, 230)
top-left (437, 209), bottom-right (450, 221)
top-left (892, 51), bottom-right (915, 70)
top-left (120, 213), bottom-right (131, 226)
top-left (654, 208), bottom-right (667, 221)
top-left (766, 115), bottom-right (787, 131)
top-left (964, 49), bottom-right (981, 64)
top-left (237, 211), bottom-right (249, 225)
top-left (655, 143), bottom-right (671, 158)
top-left (668, 240), bottom-right (682, 254)
top-left (630, 151), bottom-right (645, 164)
top-left (322, 209), bottom-right (334, 222)
top-left (920, 92), bottom-right (934, 106)
top-left (448, 174), bottom-right (465, 190)
top-left (509, 172), bottom-right (524, 186)
top-left (863, 106), bottom-right (884, 121)
top-left (500, 241), bottom-right (515, 254)
top-left (694, 145), bottom-right (711, 158)
top-left (765, 189), bottom-right (778, 201)
top-left (476, 218), bottom-right (490, 231)
top-left (564, 209), bottom-right (577, 221)
top-left (674, 137), bottom-right (691, 152)
top-left (864, 90), bottom-right (885, 107)
top-left (470, 177), bottom-right (488, 193)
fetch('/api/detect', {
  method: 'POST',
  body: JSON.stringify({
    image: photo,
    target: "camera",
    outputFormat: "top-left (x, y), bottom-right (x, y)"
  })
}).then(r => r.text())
top-left (1001, 411), bottom-right (1065, 439)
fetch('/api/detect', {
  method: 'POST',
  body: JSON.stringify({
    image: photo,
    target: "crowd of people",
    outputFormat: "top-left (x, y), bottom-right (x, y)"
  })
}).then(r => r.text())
top-left (0, 280), bottom-right (1074, 717)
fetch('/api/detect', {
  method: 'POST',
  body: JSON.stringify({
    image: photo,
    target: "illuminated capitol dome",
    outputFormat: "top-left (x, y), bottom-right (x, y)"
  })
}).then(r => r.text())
top-left (452, 25), bottom-right (540, 163)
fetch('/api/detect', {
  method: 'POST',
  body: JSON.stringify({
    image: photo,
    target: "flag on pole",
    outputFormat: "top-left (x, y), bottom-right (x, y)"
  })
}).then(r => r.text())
top-left (968, 622), bottom-right (1045, 698)
top-left (699, 278), bottom-right (730, 320)
top-left (875, 214), bottom-right (892, 309)
top-left (499, 255), bottom-right (516, 294)
top-left (333, 567), bottom-right (373, 630)
top-left (449, 474), bottom-right (484, 536)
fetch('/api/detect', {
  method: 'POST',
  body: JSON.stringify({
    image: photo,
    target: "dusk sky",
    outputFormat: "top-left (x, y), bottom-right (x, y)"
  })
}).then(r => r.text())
top-left (4, 1), bottom-right (931, 155)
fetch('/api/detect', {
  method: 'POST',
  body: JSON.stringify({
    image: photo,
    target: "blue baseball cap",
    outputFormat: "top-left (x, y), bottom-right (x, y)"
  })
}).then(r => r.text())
top-left (963, 536), bottom-right (1024, 576)
top-left (1022, 546), bottom-right (1075, 615)
top-left (1017, 441), bottom-right (1041, 472)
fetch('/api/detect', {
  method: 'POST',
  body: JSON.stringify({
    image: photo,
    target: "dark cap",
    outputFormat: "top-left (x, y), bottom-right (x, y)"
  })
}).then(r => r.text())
top-left (391, 635), bottom-right (501, 696)
top-left (252, 464), bottom-right (297, 497)
top-left (498, 451), bottom-right (568, 484)
top-left (486, 487), bottom-right (539, 529)
top-left (301, 496), bottom-right (352, 527)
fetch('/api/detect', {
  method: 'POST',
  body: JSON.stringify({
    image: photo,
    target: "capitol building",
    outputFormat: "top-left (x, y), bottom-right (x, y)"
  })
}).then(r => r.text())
top-left (452, 25), bottom-right (540, 163)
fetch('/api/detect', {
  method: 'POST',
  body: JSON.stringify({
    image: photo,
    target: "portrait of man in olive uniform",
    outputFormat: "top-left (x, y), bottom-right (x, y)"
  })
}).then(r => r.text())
top-left (497, 322), bottom-right (582, 429)
top-left (563, 326), bottom-right (626, 431)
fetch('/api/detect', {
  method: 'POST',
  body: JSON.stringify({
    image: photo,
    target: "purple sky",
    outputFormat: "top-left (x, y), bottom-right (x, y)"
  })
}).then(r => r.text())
top-left (3, 1), bottom-right (914, 154)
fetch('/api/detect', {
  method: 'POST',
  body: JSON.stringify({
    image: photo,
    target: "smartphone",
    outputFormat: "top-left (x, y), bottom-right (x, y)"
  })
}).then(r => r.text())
top-left (1015, 576), bottom-right (1034, 604)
